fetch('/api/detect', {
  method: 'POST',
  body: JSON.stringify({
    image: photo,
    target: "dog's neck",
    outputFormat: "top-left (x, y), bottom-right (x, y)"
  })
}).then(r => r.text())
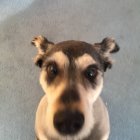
top-left (43, 128), bottom-right (95, 140)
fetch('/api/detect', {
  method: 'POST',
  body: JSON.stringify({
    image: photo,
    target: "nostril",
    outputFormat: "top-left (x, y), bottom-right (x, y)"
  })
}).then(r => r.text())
top-left (54, 110), bottom-right (84, 135)
top-left (73, 120), bottom-right (82, 129)
top-left (54, 120), bottom-right (67, 133)
top-left (59, 123), bottom-right (67, 133)
top-left (70, 120), bottom-right (83, 133)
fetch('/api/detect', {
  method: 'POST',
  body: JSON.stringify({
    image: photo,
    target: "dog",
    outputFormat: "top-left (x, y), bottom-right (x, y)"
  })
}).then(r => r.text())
top-left (31, 35), bottom-right (119, 140)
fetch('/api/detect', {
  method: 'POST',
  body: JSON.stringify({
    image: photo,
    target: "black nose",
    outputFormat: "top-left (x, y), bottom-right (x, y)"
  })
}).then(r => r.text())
top-left (54, 110), bottom-right (84, 135)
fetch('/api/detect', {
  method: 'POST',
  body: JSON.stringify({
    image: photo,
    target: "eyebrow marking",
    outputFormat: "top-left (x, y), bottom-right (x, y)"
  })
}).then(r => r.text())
top-left (86, 64), bottom-right (99, 70)
top-left (75, 53), bottom-right (96, 70)
top-left (44, 51), bottom-right (69, 68)
top-left (42, 60), bottom-right (56, 68)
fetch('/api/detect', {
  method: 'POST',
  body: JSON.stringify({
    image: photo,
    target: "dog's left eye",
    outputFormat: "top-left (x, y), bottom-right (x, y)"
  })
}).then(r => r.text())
top-left (84, 66), bottom-right (97, 82)
top-left (47, 63), bottom-right (58, 77)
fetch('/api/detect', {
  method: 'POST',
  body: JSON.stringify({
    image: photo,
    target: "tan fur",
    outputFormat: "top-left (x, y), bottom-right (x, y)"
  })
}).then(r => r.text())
top-left (75, 53), bottom-right (96, 70)
top-left (46, 51), bottom-right (69, 68)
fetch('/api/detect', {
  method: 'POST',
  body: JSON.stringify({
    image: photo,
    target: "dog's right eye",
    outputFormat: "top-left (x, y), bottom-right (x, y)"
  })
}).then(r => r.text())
top-left (84, 65), bottom-right (98, 82)
top-left (47, 62), bottom-right (58, 78)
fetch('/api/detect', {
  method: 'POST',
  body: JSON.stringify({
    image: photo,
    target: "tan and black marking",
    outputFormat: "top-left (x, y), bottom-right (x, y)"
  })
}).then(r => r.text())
top-left (31, 35), bottom-right (119, 140)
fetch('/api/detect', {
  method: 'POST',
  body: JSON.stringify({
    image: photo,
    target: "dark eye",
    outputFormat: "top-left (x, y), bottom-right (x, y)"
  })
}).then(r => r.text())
top-left (84, 67), bottom-right (97, 82)
top-left (47, 63), bottom-right (58, 78)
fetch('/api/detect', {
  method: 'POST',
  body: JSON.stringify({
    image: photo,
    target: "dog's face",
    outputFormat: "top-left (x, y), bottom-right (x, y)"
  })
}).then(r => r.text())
top-left (33, 37), bottom-right (119, 140)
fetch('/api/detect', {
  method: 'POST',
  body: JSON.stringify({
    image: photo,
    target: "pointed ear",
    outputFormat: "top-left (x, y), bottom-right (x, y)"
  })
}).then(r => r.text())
top-left (31, 35), bottom-right (54, 54)
top-left (31, 35), bottom-right (54, 68)
top-left (94, 37), bottom-right (120, 54)
top-left (93, 37), bottom-right (120, 71)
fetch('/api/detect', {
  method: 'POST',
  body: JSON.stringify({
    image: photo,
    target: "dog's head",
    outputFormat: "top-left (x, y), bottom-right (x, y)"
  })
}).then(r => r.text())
top-left (33, 37), bottom-right (119, 140)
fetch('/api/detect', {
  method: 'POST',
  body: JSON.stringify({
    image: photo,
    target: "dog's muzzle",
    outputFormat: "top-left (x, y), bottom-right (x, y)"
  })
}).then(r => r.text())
top-left (54, 110), bottom-right (84, 135)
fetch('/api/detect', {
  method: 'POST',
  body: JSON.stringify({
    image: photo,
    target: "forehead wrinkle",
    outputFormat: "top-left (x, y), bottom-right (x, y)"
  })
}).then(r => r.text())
top-left (45, 51), bottom-right (69, 68)
top-left (75, 53), bottom-right (96, 70)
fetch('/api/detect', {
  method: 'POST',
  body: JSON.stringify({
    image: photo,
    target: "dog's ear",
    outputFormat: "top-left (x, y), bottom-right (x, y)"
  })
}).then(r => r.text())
top-left (93, 37), bottom-right (120, 71)
top-left (31, 35), bottom-right (54, 68)
top-left (31, 35), bottom-right (54, 54)
top-left (94, 37), bottom-right (120, 54)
